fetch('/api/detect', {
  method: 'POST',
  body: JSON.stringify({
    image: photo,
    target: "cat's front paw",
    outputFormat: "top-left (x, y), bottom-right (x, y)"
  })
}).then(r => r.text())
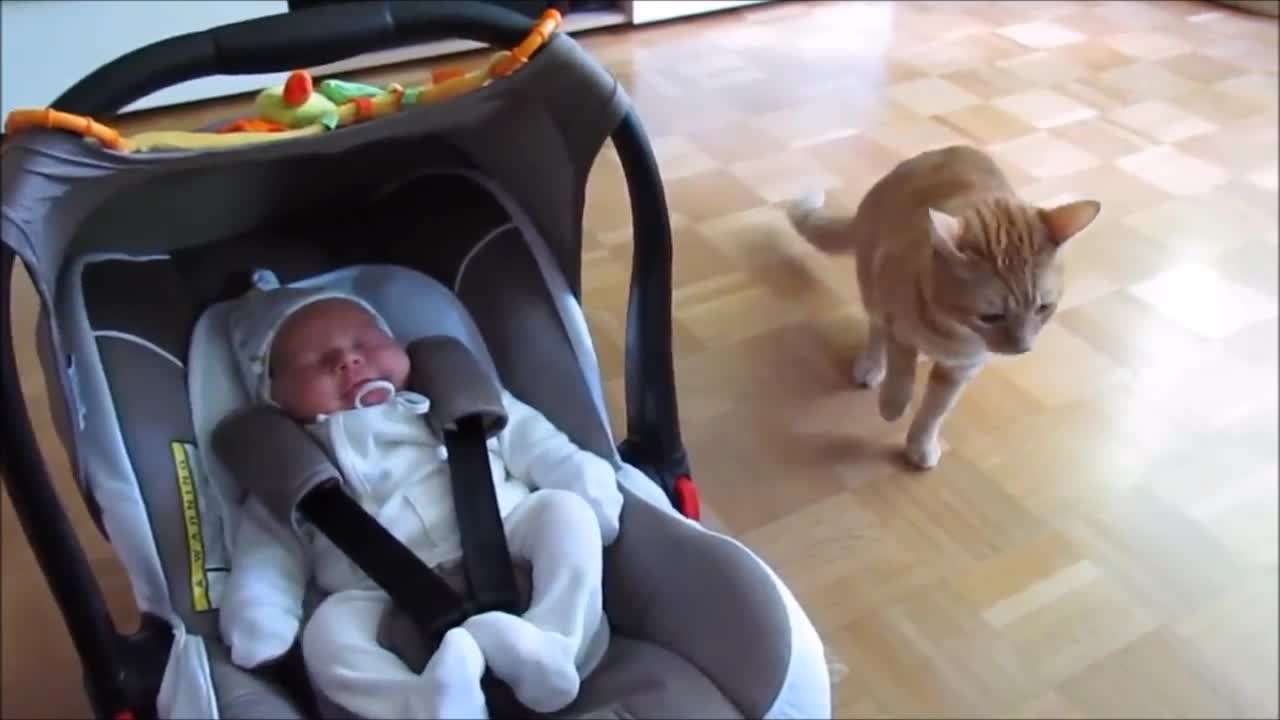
top-left (879, 383), bottom-right (912, 422)
top-left (904, 437), bottom-right (942, 470)
top-left (852, 352), bottom-right (886, 388)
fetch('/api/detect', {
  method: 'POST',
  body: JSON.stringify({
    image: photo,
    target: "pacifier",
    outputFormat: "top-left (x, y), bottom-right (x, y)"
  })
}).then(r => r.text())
top-left (353, 379), bottom-right (396, 409)
top-left (396, 391), bottom-right (431, 415)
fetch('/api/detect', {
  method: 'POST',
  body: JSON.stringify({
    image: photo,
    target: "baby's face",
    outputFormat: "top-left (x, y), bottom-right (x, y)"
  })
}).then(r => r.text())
top-left (268, 299), bottom-right (410, 419)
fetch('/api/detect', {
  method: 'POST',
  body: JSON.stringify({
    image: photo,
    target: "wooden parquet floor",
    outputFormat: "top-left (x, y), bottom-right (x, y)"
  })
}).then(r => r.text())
top-left (3, 1), bottom-right (1278, 718)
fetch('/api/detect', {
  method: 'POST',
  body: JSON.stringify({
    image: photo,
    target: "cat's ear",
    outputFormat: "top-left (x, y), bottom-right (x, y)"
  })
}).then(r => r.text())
top-left (1040, 200), bottom-right (1101, 248)
top-left (928, 208), bottom-right (966, 258)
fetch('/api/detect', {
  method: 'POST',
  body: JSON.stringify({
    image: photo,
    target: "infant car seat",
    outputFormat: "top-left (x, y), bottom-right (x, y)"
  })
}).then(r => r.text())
top-left (0, 2), bottom-right (831, 719)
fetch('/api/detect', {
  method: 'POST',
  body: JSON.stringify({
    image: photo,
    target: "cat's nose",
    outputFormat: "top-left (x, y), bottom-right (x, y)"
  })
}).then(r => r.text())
top-left (1001, 333), bottom-right (1033, 354)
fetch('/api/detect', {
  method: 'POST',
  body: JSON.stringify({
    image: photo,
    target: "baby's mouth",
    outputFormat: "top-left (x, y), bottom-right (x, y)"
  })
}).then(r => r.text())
top-left (345, 376), bottom-right (375, 395)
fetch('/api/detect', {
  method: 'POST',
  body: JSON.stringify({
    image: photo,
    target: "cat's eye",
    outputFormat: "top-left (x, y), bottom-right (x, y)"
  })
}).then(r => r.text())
top-left (1036, 303), bottom-right (1054, 315)
top-left (978, 312), bottom-right (1006, 325)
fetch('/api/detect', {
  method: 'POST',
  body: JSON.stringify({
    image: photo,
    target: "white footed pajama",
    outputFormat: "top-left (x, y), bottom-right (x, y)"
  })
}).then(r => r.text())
top-left (221, 388), bottom-right (623, 720)
top-left (302, 488), bottom-right (604, 717)
top-left (462, 488), bottom-right (605, 712)
top-left (303, 589), bottom-right (490, 719)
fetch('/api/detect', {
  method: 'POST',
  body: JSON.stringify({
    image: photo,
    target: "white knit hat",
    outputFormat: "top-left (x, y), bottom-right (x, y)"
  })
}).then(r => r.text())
top-left (226, 271), bottom-right (393, 406)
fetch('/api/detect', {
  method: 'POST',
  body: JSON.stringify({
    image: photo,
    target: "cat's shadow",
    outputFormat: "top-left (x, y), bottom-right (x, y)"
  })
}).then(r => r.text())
top-left (742, 243), bottom-right (817, 298)
top-left (723, 210), bottom-right (918, 479)
top-left (784, 427), bottom-right (927, 482)
top-left (729, 216), bottom-right (840, 302)
top-left (769, 368), bottom-right (926, 483)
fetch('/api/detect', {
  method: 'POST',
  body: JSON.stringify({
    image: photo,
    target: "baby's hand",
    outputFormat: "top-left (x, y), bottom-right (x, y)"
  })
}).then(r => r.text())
top-left (497, 389), bottom-right (624, 543)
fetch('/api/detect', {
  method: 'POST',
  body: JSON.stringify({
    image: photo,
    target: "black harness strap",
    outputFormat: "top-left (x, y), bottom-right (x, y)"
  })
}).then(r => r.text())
top-left (443, 414), bottom-right (523, 615)
top-left (443, 413), bottom-right (542, 718)
top-left (297, 483), bottom-right (472, 639)
top-left (295, 415), bottom-right (540, 719)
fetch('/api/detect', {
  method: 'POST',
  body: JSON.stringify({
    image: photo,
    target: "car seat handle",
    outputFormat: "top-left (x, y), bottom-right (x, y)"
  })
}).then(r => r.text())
top-left (52, 1), bottom-right (536, 119)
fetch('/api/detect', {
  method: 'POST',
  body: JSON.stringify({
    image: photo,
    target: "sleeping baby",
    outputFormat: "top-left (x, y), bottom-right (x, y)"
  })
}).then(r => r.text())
top-left (215, 285), bottom-right (623, 719)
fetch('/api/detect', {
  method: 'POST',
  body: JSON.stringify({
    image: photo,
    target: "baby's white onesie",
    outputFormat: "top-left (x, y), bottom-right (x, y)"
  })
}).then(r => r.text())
top-left (219, 388), bottom-right (623, 718)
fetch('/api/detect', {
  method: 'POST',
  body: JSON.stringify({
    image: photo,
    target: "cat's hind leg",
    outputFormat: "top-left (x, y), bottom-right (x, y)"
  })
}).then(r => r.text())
top-left (852, 321), bottom-right (887, 388)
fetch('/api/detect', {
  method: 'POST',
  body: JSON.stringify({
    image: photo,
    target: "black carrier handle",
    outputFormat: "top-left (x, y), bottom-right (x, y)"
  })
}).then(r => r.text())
top-left (53, 0), bottom-right (538, 119)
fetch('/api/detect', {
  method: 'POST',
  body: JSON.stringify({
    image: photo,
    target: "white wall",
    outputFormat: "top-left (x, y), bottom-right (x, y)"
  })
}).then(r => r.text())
top-left (628, 0), bottom-right (767, 25)
top-left (1, 0), bottom-right (288, 117)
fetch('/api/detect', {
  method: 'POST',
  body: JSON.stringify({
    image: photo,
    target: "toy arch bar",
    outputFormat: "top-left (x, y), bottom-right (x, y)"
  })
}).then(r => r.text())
top-left (3, 6), bottom-right (561, 153)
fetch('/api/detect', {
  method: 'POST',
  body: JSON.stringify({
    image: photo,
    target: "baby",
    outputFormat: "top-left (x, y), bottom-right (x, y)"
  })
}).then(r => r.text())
top-left (217, 285), bottom-right (624, 719)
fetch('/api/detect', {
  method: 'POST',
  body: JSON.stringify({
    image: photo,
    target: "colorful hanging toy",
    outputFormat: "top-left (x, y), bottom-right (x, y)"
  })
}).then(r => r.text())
top-left (3, 9), bottom-right (561, 153)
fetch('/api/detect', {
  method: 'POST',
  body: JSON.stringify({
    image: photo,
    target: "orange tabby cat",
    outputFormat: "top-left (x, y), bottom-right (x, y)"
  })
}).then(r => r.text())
top-left (786, 145), bottom-right (1100, 469)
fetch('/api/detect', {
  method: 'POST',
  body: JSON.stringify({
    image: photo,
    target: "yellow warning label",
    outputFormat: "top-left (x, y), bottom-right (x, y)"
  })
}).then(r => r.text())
top-left (172, 441), bottom-right (211, 613)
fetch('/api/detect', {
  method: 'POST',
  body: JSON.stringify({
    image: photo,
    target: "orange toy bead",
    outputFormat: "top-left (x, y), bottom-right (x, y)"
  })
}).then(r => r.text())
top-left (432, 67), bottom-right (467, 84)
top-left (217, 118), bottom-right (291, 134)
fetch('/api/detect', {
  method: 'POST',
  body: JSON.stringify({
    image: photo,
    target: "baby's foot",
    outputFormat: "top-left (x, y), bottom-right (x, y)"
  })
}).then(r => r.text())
top-left (462, 611), bottom-right (580, 713)
top-left (420, 627), bottom-right (490, 719)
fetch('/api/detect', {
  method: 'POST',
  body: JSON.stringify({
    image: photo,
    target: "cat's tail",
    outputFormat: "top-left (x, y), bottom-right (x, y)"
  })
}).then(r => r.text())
top-left (785, 192), bottom-right (857, 255)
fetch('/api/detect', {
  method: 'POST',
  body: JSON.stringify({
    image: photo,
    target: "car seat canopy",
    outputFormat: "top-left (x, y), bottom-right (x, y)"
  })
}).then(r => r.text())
top-left (3, 29), bottom-right (624, 316)
top-left (4, 31), bottom-right (627, 508)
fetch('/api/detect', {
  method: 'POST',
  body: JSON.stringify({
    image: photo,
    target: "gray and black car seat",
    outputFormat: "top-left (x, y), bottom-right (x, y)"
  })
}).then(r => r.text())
top-left (0, 2), bottom-right (832, 719)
